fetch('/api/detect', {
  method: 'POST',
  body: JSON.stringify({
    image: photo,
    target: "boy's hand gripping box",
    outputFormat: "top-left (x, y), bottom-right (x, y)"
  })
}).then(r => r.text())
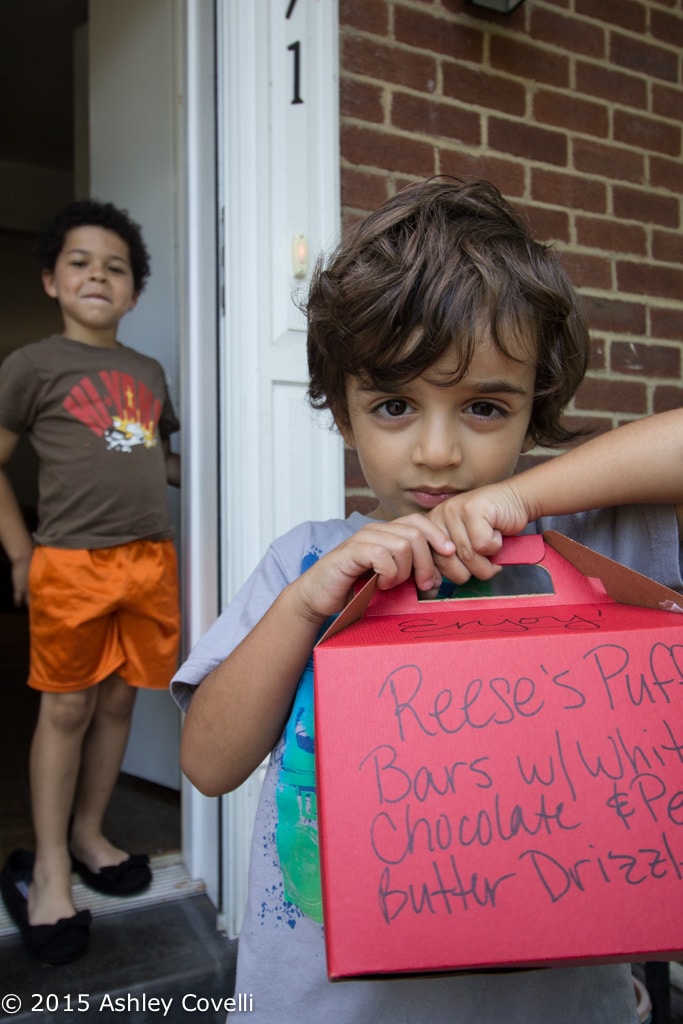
top-left (313, 532), bottom-right (683, 978)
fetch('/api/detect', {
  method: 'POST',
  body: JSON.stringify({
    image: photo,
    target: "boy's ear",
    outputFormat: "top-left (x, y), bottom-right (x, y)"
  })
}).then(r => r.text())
top-left (41, 269), bottom-right (58, 299)
top-left (521, 430), bottom-right (535, 454)
top-left (335, 415), bottom-right (355, 449)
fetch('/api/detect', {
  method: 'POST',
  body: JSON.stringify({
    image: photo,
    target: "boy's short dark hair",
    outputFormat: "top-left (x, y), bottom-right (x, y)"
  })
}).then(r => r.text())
top-left (306, 177), bottom-right (590, 448)
top-left (37, 199), bottom-right (151, 294)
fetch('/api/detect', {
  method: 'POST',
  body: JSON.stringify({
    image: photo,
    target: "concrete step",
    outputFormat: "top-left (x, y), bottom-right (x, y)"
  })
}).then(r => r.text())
top-left (0, 853), bottom-right (203, 939)
top-left (0, 888), bottom-right (237, 1024)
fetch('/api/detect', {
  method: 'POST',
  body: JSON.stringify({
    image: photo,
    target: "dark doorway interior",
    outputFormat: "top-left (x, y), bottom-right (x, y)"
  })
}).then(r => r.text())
top-left (0, 0), bottom-right (180, 868)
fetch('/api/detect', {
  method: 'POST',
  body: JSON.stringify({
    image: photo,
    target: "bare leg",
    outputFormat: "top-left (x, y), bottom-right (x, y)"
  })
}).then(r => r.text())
top-left (68, 673), bottom-right (137, 872)
top-left (28, 687), bottom-right (98, 925)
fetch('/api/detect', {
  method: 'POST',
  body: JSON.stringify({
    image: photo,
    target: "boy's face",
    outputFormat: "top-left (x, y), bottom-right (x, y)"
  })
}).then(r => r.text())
top-left (340, 336), bottom-right (536, 522)
top-left (42, 225), bottom-right (138, 345)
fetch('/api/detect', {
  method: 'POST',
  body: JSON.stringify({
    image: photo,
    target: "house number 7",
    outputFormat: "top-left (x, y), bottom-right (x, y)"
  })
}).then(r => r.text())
top-left (286, 0), bottom-right (304, 104)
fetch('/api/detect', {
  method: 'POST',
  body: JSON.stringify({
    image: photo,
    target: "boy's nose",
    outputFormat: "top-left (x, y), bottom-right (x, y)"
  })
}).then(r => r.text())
top-left (414, 422), bottom-right (462, 468)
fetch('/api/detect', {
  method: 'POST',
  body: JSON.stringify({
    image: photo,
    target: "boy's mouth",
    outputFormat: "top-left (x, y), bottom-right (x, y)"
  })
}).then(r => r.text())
top-left (408, 488), bottom-right (460, 510)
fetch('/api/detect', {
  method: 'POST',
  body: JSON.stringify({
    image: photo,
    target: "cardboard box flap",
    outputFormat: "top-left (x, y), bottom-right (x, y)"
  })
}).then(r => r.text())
top-left (545, 530), bottom-right (683, 613)
top-left (320, 572), bottom-right (379, 643)
top-left (319, 530), bottom-right (683, 645)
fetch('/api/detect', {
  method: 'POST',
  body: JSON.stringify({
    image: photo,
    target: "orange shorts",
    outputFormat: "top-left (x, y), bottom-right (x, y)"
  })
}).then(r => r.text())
top-left (27, 540), bottom-right (180, 693)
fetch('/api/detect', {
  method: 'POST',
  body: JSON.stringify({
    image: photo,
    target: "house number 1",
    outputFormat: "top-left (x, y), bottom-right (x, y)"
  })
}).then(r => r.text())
top-left (286, 0), bottom-right (304, 104)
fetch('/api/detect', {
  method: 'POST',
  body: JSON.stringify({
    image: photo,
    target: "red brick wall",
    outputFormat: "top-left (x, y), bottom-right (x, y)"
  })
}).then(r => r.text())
top-left (338, 0), bottom-right (683, 514)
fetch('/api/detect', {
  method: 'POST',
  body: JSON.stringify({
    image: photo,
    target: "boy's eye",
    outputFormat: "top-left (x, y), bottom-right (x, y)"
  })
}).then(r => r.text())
top-left (375, 399), bottom-right (411, 418)
top-left (468, 401), bottom-right (506, 419)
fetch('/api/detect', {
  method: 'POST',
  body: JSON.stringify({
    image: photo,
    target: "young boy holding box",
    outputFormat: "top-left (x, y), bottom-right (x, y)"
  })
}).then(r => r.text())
top-left (173, 178), bottom-right (680, 1022)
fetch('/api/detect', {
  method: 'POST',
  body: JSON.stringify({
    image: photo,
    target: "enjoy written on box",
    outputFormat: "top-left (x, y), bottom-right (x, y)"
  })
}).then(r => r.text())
top-left (313, 531), bottom-right (683, 979)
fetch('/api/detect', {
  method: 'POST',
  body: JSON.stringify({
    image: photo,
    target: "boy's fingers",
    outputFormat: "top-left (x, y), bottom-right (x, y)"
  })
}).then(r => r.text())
top-left (383, 514), bottom-right (455, 555)
top-left (301, 515), bottom-right (460, 615)
top-left (394, 515), bottom-right (457, 589)
top-left (349, 516), bottom-right (450, 591)
top-left (428, 515), bottom-right (503, 584)
top-left (453, 524), bottom-right (503, 562)
top-left (431, 501), bottom-right (505, 563)
top-left (368, 535), bottom-right (438, 592)
top-left (435, 549), bottom-right (502, 584)
top-left (434, 484), bottom-right (530, 546)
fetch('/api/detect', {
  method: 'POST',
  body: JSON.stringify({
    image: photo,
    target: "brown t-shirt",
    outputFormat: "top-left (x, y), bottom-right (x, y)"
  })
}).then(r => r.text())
top-left (0, 335), bottom-right (180, 549)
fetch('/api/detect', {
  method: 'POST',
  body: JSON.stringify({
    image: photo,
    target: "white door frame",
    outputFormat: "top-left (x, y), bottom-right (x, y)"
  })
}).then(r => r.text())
top-left (178, 0), bottom-right (222, 905)
top-left (213, 0), bottom-right (342, 935)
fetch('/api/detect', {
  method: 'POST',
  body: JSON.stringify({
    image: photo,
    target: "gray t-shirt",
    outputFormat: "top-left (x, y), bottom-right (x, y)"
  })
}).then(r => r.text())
top-left (0, 335), bottom-right (179, 548)
top-left (172, 505), bottom-right (681, 1023)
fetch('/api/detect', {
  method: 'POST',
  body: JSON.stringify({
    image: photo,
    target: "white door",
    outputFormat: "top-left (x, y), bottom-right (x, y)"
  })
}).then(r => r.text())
top-left (84, 0), bottom-right (342, 925)
top-left (214, 0), bottom-right (343, 934)
top-left (86, 0), bottom-right (183, 789)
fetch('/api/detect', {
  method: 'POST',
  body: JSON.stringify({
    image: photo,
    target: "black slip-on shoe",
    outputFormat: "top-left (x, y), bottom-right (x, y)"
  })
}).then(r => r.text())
top-left (0, 850), bottom-right (91, 964)
top-left (70, 851), bottom-right (152, 896)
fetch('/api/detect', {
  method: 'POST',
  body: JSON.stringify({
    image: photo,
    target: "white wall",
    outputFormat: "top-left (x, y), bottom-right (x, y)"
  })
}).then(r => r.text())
top-left (88, 0), bottom-right (179, 399)
top-left (88, 0), bottom-right (182, 788)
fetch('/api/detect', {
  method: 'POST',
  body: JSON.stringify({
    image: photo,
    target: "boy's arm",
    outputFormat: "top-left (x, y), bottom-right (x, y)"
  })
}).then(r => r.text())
top-left (162, 439), bottom-right (180, 487)
top-left (431, 410), bottom-right (683, 581)
top-left (0, 426), bottom-right (33, 606)
top-left (180, 515), bottom-right (456, 796)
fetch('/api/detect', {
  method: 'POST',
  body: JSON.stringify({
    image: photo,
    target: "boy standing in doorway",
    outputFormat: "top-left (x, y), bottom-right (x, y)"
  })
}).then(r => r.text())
top-left (0, 200), bottom-right (180, 963)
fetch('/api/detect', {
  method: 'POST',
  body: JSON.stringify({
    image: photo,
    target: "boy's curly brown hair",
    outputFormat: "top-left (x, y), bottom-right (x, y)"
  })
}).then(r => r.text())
top-left (37, 199), bottom-right (151, 295)
top-left (306, 177), bottom-right (589, 449)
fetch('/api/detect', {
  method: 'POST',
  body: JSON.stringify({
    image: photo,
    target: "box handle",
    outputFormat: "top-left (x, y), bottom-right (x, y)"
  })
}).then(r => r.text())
top-left (318, 531), bottom-right (683, 644)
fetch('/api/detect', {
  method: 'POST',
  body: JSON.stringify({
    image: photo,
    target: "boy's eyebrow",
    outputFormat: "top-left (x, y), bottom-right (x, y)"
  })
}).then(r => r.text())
top-left (457, 377), bottom-right (531, 396)
top-left (64, 246), bottom-right (130, 265)
top-left (359, 377), bottom-right (531, 397)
